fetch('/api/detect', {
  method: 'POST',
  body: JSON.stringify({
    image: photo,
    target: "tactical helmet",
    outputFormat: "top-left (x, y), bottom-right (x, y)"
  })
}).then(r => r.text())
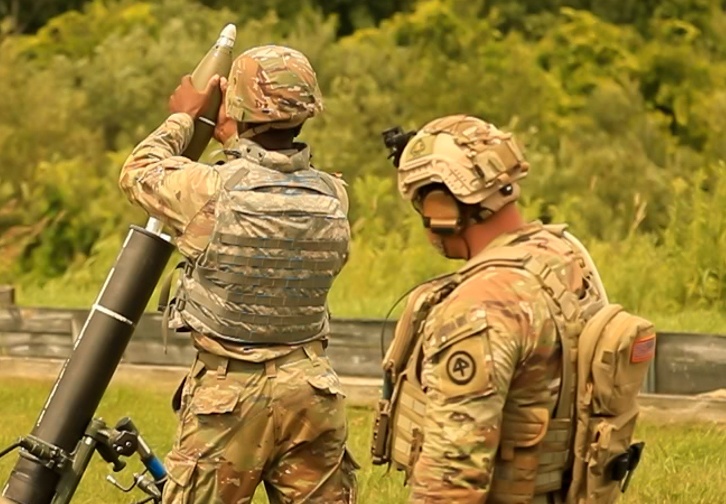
top-left (225, 45), bottom-right (323, 132)
top-left (397, 114), bottom-right (529, 217)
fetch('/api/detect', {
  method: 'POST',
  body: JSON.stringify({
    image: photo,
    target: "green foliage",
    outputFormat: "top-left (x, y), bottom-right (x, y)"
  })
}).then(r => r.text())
top-left (3, 0), bottom-right (726, 333)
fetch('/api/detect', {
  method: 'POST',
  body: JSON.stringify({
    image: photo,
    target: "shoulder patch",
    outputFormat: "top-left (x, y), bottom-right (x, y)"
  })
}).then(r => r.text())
top-left (422, 300), bottom-right (497, 399)
top-left (446, 350), bottom-right (477, 385)
top-left (433, 331), bottom-right (496, 399)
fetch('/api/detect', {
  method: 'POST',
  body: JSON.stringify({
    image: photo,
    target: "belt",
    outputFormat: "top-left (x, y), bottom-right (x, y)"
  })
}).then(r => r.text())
top-left (195, 339), bottom-right (326, 373)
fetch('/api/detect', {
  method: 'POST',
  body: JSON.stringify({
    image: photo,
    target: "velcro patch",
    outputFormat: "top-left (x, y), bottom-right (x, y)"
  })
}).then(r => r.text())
top-left (435, 335), bottom-right (496, 399)
top-left (630, 334), bottom-right (656, 363)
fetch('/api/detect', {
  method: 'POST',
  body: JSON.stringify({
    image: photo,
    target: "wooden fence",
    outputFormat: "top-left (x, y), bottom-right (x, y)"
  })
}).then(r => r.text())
top-left (1, 300), bottom-right (725, 396)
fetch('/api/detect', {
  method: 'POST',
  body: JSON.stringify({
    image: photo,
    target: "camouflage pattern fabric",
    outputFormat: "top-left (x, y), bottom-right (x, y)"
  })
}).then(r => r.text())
top-left (119, 111), bottom-right (356, 501)
top-left (408, 222), bottom-right (585, 503)
top-left (397, 115), bottom-right (529, 215)
top-left (226, 45), bottom-right (323, 125)
top-left (178, 141), bottom-right (350, 346)
top-left (119, 113), bottom-right (300, 359)
top-left (119, 112), bottom-right (349, 360)
top-left (120, 113), bottom-right (219, 259)
top-left (163, 343), bottom-right (358, 504)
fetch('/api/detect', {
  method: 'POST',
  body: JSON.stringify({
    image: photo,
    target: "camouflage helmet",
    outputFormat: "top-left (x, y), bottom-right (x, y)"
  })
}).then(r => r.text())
top-left (397, 114), bottom-right (529, 216)
top-left (225, 45), bottom-right (323, 131)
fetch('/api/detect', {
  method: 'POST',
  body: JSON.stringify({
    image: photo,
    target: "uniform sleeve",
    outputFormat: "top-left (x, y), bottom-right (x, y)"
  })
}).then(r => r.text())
top-left (410, 270), bottom-right (537, 503)
top-left (119, 113), bottom-right (221, 237)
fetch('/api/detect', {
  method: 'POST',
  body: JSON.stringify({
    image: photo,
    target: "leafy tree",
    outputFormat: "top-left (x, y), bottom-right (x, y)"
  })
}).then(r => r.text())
top-left (4, 0), bottom-right (726, 319)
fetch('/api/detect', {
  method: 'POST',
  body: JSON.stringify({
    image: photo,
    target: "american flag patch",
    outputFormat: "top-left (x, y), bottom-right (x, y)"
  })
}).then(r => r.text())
top-left (631, 334), bottom-right (656, 363)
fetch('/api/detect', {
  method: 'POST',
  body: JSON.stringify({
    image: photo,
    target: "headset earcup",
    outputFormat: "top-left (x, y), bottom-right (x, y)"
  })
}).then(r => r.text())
top-left (421, 190), bottom-right (462, 235)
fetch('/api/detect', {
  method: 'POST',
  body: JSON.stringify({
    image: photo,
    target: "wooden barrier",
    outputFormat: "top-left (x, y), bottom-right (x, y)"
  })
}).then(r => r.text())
top-left (1, 303), bottom-right (725, 396)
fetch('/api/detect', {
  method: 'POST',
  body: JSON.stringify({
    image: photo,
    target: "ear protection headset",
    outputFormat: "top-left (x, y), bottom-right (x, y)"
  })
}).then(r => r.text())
top-left (417, 185), bottom-right (515, 236)
top-left (418, 189), bottom-right (465, 235)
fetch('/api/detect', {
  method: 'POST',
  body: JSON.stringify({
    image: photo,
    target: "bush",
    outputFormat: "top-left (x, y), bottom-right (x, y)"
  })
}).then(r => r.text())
top-left (3, 0), bottom-right (726, 332)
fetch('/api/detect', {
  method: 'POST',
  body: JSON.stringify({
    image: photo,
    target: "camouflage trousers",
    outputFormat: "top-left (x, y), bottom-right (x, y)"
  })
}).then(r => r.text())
top-left (162, 342), bottom-right (358, 504)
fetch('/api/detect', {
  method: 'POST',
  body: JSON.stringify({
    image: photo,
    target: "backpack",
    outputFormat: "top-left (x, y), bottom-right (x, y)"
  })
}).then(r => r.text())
top-left (555, 228), bottom-right (656, 503)
top-left (564, 303), bottom-right (655, 503)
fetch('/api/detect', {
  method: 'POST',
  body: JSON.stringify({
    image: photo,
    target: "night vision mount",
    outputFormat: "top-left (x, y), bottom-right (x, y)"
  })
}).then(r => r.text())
top-left (382, 126), bottom-right (417, 168)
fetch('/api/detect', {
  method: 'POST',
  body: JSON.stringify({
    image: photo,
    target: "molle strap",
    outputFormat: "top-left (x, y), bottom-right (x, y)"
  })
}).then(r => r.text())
top-left (187, 290), bottom-right (323, 326)
top-left (535, 418), bottom-right (571, 493)
top-left (218, 233), bottom-right (349, 252)
top-left (216, 253), bottom-right (342, 271)
top-left (206, 287), bottom-right (327, 308)
top-left (224, 166), bottom-right (250, 191)
top-left (197, 267), bottom-right (335, 289)
top-left (183, 302), bottom-right (323, 344)
top-left (390, 374), bottom-right (427, 476)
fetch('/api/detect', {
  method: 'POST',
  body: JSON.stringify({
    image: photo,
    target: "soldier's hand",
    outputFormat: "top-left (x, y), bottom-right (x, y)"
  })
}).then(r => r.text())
top-left (168, 74), bottom-right (220, 119)
top-left (214, 76), bottom-right (237, 145)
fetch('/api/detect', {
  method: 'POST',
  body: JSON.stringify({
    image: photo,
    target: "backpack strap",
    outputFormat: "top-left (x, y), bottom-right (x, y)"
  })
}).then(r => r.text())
top-left (561, 230), bottom-right (609, 305)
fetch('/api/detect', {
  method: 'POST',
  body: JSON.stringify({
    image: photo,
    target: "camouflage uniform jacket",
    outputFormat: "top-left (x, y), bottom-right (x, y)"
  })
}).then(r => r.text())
top-left (410, 221), bottom-right (586, 502)
top-left (119, 113), bottom-right (349, 361)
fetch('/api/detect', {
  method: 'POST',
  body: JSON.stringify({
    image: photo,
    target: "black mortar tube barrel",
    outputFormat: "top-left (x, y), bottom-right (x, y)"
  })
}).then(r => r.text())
top-left (1, 225), bottom-right (174, 504)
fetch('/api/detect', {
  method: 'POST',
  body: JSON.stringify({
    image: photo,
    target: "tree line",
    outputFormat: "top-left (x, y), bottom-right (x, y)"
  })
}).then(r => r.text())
top-left (1, 0), bottom-right (726, 323)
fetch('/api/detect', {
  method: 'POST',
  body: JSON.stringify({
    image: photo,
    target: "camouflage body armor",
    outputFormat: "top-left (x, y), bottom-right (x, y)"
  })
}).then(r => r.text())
top-left (373, 224), bottom-right (599, 498)
top-left (175, 139), bottom-right (349, 344)
top-left (373, 115), bottom-right (655, 503)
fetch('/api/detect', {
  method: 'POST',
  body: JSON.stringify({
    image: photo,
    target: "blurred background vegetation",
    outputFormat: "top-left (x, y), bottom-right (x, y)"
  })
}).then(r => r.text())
top-left (2, 0), bottom-right (726, 331)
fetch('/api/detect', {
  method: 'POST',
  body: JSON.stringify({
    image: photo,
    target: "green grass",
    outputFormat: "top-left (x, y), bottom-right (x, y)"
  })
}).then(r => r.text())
top-left (0, 378), bottom-right (725, 503)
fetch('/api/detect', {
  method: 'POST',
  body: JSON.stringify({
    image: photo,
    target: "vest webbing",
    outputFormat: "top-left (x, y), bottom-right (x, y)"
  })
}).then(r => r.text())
top-left (174, 159), bottom-right (349, 345)
top-left (390, 226), bottom-right (594, 500)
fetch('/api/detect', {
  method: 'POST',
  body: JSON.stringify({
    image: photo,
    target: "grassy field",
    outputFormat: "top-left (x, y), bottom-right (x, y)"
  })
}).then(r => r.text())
top-left (0, 377), bottom-right (724, 503)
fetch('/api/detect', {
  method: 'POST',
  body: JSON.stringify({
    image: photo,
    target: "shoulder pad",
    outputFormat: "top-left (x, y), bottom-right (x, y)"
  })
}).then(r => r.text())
top-left (316, 170), bottom-right (349, 214)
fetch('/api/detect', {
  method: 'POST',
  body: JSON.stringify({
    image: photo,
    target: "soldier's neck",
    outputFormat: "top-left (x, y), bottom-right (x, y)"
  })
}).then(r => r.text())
top-left (464, 203), bottom-right (526, 257)
top-left (251, 131), bottom-right (296, 151)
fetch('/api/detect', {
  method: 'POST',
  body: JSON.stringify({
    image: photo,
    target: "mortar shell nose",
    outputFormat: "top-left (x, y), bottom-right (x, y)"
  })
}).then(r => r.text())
top-left (220, 23), bottom-right (236, 42)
